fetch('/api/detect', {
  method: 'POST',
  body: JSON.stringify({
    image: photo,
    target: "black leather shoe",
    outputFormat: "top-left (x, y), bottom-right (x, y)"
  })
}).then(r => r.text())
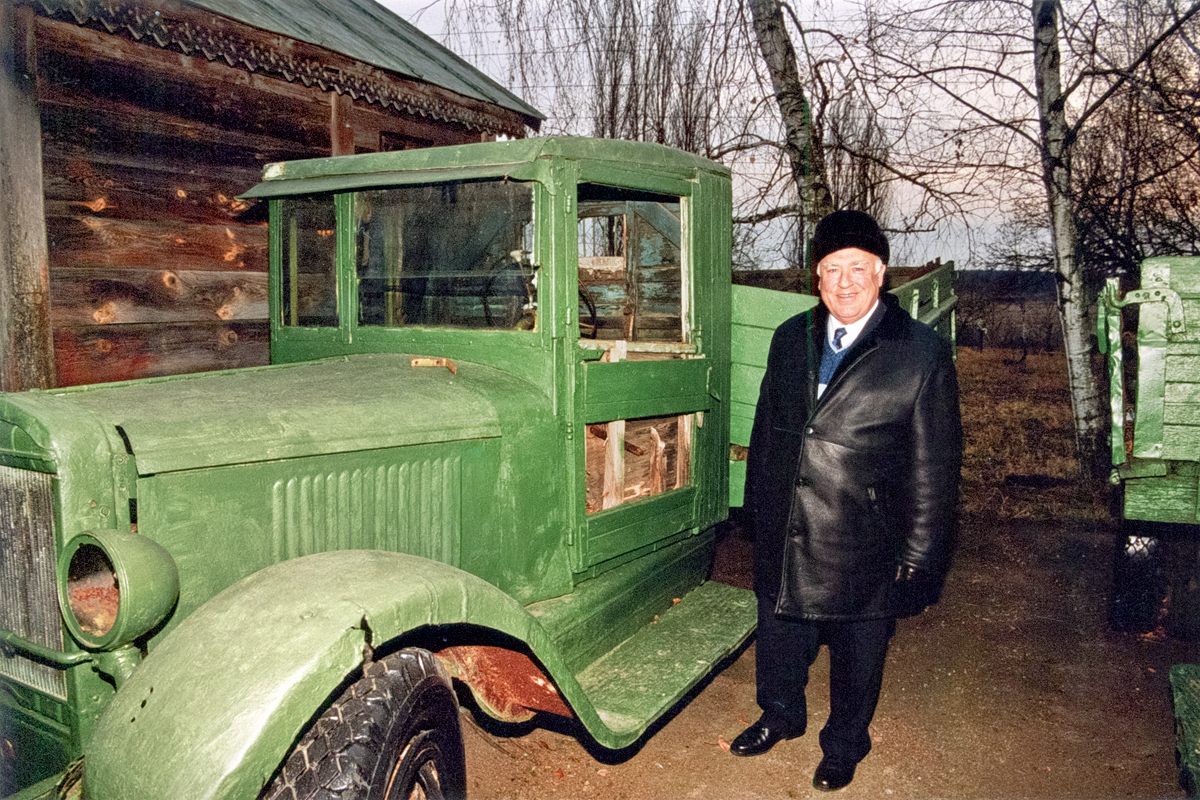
top-left (729, 714), bottom-right (802, 757)
top-left (812, 756), bottom-right (856, 791)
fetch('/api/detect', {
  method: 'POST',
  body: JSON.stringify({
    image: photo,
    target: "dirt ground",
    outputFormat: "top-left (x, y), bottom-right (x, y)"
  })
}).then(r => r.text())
top-left (460, 349), bottom-right (1200, 799)
top-left (461, 515), bottom-right (1196, 800)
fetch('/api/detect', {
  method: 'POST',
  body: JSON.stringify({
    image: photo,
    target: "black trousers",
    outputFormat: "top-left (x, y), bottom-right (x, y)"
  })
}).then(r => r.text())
top-left (754, 591), bottom-right (896, 764)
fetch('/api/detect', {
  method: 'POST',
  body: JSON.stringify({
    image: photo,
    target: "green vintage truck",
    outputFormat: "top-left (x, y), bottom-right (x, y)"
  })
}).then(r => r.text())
top-left (0, 137), bottom-right (955, 800)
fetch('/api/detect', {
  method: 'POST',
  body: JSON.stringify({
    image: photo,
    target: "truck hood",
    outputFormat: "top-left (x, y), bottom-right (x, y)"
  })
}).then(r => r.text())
top-left (41, 354), bottom-right (512, 474)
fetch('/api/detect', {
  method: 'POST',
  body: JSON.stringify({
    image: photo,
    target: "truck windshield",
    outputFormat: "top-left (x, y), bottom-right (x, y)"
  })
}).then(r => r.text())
top-left (355, 180), bottom-right (536, 330)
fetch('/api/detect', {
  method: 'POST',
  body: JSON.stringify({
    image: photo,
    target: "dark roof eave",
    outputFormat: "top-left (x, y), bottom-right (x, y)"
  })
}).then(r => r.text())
top-left (27, 0), bottom-right (543, 136)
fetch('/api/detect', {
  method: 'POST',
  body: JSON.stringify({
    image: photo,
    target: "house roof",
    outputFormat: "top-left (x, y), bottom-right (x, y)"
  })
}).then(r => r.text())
top-left (186, 0), bottom-right (543, 122)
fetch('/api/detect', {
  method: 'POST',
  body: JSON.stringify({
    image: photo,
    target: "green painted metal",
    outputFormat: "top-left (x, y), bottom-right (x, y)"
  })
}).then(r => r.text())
top-left (1102, 258), bottom-right (1200, 522)
top-left (582, 359), bottom-right (712, 422)
top-left (51, 355), bottom-right (505, 475)
top-left (243, 138), bottom-right (724, 198)
top-left (1, 138), bottom-right (762, 798)
top-left (56, 530), bottom-right (179, 652)
top-left (83, 551), bottom-right (750, 799)
top-left (83, 552), bottom-right (565, 800)
top-left (3, 774), bottom-right (60, 800)
top-left (528, 531), bottom-right (716, 672)
top-left (575, 580), bottom-right (755, 735)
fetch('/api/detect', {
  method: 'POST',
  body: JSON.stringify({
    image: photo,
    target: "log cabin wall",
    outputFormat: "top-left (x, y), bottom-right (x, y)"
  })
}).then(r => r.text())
top-left (22, 0), bottom-right (537, 386)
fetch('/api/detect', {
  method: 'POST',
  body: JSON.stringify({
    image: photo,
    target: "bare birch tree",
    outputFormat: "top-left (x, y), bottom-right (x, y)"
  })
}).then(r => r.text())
top-left (745, 0), bottom-right (834, 240)
top-left (845, 0), bottom-right (1200, 479)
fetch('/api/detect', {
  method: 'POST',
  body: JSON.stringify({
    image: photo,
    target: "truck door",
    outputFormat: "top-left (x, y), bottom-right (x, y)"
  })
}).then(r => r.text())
top-left (574, 184), bottom-right (710, 571)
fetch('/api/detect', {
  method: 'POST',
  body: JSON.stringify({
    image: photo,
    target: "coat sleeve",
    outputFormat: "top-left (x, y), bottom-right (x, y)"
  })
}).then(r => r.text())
top-left (900, 338), bottom-right (963, 583)
top-left (743, 317), bottom-right (808, 595)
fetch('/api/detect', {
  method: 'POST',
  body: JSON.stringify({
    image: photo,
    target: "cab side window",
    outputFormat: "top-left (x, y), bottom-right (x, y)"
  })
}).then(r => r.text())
top-left (578, 184), bottom-right (694, 514)
top-left (577, 184), bottom-right (685, 347)
top-left (279, 195), bottom-right (338, 327)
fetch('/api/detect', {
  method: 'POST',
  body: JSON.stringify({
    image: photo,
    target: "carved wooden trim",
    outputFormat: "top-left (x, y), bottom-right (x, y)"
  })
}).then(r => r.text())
top-left (23, 0), bottom-right (534, 137)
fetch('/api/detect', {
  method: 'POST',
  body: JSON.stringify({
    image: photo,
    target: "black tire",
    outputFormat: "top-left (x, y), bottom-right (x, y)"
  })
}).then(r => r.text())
top-left (263, 648), bottom-right (467, 800)
top-left (1165, 524), bottom-right (1200, 641)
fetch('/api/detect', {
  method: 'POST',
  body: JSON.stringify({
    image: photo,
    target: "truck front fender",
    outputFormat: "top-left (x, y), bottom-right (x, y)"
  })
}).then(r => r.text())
top-left (82, 551), bottom-right (577, 800)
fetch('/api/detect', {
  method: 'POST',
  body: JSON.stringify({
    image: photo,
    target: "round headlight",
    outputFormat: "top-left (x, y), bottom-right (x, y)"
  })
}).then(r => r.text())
top-left (58, 530), bottom-right (179, 650)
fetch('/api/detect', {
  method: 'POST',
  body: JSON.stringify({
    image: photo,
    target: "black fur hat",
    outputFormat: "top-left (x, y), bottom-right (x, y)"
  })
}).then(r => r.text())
top-left (811, 210), bottom-right (889, 266)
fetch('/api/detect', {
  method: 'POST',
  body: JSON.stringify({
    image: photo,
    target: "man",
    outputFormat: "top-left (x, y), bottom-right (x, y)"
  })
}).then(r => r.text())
top-left (731, 210), bottom-right (962, 792)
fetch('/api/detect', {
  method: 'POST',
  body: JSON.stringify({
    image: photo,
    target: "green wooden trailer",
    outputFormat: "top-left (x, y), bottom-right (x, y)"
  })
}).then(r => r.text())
top-left (1100, 256), bottom-right (1200, 793)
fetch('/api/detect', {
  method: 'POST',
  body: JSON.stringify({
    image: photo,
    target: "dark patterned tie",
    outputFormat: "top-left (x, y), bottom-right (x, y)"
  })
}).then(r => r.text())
top-left (832, 327), bottom-right (847, 351)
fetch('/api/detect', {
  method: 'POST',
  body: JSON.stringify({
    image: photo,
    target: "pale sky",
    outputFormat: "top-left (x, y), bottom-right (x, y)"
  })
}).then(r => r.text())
top-left (369, 0), bottom-right (977, 269)
top-left (377, 0), bottom-right (447, 37)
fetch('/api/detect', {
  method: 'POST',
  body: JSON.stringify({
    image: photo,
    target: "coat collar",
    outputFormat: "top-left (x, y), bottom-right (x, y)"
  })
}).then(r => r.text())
top-left (812, 292), bottom-right (898, 351)
top-left (810, 294), bottom-right (901, 404)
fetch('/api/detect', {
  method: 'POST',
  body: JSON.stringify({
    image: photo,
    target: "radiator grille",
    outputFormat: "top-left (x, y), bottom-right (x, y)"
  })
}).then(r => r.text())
top-left (272, 457), bottom-right (461, 565)
top-left (0, 465), bottom-right (66, 699)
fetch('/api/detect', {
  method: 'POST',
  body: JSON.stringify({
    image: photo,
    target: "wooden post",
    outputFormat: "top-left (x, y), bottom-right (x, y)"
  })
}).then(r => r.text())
top-left (622, 205), bottom-right (638, 340)
top-left (330, 93), bottom-right (355, 156)
top-left (648, 426), bottom-right (666, 495)
top-left (601, 340), bottom-right (627, 509)
top-left (0, 4), bottom-right (55, 390)
top-left (675, 414), bottom-right (692, 489)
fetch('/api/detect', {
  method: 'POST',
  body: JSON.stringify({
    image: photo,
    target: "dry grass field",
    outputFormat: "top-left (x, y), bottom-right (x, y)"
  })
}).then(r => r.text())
top-left (955, 347), bottom-right (1110, 524)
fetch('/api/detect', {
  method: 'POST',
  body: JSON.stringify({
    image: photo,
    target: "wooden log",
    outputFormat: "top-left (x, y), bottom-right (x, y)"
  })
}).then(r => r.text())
top-left (54, 321), bottom-right (269, 386)
top-left (37, 71), bottom-right (327, 166)
top-left (42, 151), bottom-right (264, 226)
top-left (50, 268), bottom-right (269, 326)
top-left (0, 5), bottom-right (55, 390)
top-left (45, 216), bottom-right (267, 272)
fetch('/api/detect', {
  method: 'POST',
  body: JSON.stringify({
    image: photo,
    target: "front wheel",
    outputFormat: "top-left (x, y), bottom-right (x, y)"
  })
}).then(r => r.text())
top-left (263, 648), bottom-right (467, 800)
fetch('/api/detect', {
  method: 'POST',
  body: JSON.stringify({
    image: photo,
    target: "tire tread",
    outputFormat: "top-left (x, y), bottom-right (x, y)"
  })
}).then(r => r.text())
top-left (262, 649), bottom-right (457, 800)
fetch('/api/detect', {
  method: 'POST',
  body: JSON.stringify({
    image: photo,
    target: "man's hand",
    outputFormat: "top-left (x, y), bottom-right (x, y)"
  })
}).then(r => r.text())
top-left (892, 564), bottom-right (942, 617)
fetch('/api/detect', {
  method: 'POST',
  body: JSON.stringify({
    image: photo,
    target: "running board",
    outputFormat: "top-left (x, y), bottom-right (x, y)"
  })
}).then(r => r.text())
top-left (575, 580), bottom-right (756, 737)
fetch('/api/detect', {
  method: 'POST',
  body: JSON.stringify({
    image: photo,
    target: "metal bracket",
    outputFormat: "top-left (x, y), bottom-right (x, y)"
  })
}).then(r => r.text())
top-left (1107, 285), bottom-right (1186, 336)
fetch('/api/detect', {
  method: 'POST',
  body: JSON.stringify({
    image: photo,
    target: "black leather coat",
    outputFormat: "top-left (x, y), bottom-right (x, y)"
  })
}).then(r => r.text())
top-left (745, 294), bottom-right (962, 621)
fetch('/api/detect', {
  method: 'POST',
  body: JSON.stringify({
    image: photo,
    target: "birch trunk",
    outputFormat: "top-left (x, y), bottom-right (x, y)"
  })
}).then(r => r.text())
top-left (746, 0), bottom-right (833, 287)
top-left (1032, 0), bottom-right (1107, 479)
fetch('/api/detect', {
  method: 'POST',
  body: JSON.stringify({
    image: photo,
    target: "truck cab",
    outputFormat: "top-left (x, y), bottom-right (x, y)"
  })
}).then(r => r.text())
top-left (1, 138), bottom-right (774, 800)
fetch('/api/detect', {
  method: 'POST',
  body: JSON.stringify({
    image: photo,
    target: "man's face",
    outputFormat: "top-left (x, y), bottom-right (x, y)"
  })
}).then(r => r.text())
top-left (817, 247), bottom-right (886, 325)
